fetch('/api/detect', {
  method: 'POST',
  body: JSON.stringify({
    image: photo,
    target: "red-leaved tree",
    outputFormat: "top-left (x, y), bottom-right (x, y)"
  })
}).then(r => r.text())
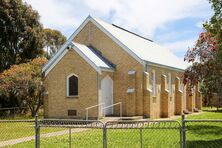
top-left (183, 31), bottom-right (221, 106)
top-left (183, 0), bottom-right (222, 107)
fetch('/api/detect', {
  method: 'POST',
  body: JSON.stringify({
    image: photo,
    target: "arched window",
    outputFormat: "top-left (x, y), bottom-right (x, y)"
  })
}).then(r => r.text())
top-left (67, 74), bottom-right (78, 97)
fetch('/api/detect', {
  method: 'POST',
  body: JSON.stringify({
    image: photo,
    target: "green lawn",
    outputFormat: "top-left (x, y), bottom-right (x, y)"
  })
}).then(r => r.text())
top-left (185, 108), bottom-right (222, 148)
top-left (9, 128), bottom-right (180, 148)
top-left (4, 108), bottom-right (222, 148)
top-left (0, 121), bottom-right (65, 141)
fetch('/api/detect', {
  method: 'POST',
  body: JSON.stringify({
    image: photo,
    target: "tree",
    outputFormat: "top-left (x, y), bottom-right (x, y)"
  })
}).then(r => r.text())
top-left (43, 28), bottom-right (66, 58)
top-left (0, 57), bottom-right (47, 117)
top-left (183, 0), bottom-right (222, 107)
top-left (0, 0), bottom-right (44, 72)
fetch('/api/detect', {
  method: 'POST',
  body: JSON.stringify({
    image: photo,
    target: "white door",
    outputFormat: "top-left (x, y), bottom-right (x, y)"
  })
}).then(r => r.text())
top-left (101, 76), bottom-right (113, 115)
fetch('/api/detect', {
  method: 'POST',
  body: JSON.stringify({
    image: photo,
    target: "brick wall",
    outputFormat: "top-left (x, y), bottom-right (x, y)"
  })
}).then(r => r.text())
top-left (44, 20), bottom-right (202, 119)
top-left (175, 77), bottom-right (183, 115)
top-left (74, 21), bottom-right (144, 116)
top-left (44, 49), bottom-right (98, 119)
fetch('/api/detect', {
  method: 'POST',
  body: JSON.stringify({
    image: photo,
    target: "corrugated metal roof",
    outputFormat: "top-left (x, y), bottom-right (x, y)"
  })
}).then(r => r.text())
top-left (42, 16), bottom-right (188, 76)
top-left (72, 42), bottom-right (113, 69)
top-left (93, 17), bottom-right (188, 70)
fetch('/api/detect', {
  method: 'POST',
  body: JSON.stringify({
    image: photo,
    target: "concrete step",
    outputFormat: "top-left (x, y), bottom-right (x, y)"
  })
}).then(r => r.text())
top-left (100, 116), bottom-right (145, 123)
top-left (120, 116), bottom-right (144, 120)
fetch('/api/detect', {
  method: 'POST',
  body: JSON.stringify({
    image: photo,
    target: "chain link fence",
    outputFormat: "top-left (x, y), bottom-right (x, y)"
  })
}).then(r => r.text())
top-left (0, 120), bottom-right (35, 147)
top-left (38, 119), bottom-right (104, 148)
top-left (0, 115), bottom-right (222, 148)
top-left (184, 119), bottom-right (222, 148)
top-left (105, 120), bottom-right (182, 148)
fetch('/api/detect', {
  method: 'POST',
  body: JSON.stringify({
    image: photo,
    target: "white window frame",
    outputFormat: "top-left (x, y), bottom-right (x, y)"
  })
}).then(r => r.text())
top-left (151, 71), bottom-right (156, 96)
top-left (180, 83), bottom-right (184, 92)
top-left (66, 73), bottom-right (79, 97)
top-left (178, 78), bottom-right (184, 92)
top-left (146, 73), bottom-right (149, 90)
top-left (168, 73), bottom-right (172, 95)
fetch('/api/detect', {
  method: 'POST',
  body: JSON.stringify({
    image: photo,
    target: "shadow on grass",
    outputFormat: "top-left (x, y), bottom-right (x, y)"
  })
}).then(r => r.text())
top-left (187, 139), bottom-right (222, 148)
top-left (187, 124), bottom-right (222, 136)
top-left (202, 108), bottom-right (222, 113)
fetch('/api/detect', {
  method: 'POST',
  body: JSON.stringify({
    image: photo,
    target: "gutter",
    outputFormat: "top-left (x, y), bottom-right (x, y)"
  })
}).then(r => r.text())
top-left (145, 60), bottom-right (186, 72)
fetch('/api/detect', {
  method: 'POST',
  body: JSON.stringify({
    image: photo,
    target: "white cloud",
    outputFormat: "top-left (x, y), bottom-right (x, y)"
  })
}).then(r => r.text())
top-left (23, 0), bottom-right (212, 57)
top-left (84, 0), bottom-right (212, 37)
top-left (163, 38), bottom-right (197, 54)
top-left (23, 0), bottom-right (84, 36)
top-left (155, 30), bottom-right (196, 43)
top-left (23, 0), bottom-right (212, 37)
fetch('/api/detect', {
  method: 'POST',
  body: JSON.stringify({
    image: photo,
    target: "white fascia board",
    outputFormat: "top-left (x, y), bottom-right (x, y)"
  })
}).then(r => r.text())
top-left (71, 42), bottom-right (102, 74)
top-left (89, 17), bottom-right (145, 67)
top-left (44, 42), bottom-right (102, 76)
top-left (42, 16), bottom-right (92, 73)
top-left (145, 60), bottom-right (185, 72)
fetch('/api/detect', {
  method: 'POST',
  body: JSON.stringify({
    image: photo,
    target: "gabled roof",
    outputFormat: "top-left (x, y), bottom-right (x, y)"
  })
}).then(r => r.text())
top-left (42, 15), bottom-right (188, 75)
top-left (43, 42), bottom-right (114, 76)
top-left (93, 18), bottom-right (188, 70)
top-left (71, 42), bottom-right (114, 71)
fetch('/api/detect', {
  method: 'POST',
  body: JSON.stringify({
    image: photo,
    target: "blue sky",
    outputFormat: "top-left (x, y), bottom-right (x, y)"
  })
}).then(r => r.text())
top-left (24, 0), bottom-right (213, 58)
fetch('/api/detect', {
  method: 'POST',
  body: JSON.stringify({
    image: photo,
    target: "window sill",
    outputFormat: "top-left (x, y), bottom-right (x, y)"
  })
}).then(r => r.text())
top-left (66, 95), bottom-right (79, 99)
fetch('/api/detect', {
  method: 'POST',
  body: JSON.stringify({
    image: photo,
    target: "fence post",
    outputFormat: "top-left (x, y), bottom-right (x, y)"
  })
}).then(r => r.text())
top-left (103, 125), bottom-right (107, 148)
top-left (182, 114), bottom-right (186, 148)
top-left (35, 114), bottom-right (40, 148)
top-left (69, 128), bottom-right (72, 148)
top-left (140, 128), bottom-right (143, 148)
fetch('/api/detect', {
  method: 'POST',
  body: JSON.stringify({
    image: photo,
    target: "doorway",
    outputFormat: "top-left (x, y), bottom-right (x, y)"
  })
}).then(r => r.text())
top-left (101, 75), bottom-right (113, 115)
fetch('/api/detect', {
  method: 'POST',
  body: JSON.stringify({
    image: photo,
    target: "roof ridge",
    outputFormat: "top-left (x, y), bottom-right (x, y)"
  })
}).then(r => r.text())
top-left (112, 24), bottom-right (153, 42)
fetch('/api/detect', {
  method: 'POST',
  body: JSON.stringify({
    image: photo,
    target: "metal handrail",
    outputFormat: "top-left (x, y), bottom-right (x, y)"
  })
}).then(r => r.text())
top-left (102, 102), bottom-right (122, 119)
top-left (85, 103), bottom-right (104, 120)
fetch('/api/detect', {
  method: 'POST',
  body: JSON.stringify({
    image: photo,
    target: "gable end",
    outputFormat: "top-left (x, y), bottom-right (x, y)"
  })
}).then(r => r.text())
top-left (42, 16), bottom-right (145, 75)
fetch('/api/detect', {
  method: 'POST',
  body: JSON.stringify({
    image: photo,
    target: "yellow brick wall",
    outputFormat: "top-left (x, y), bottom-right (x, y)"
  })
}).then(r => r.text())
top-left (44, 20), bottom-right (201, 119)
top-left (182, 85), bottom-right (187, 112)
top-left (44, 49), bottom-right (98, 119)
top-left (175, 77), bottom-right (183, 115)
top-left (72, 20), bottom-right (188, 118)
top-left (160, 74), bottom-right (169, 118)
top-left (74, 21), bottom-right (144, 116)
top-left (146, 65), bottom-right (184, 118)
